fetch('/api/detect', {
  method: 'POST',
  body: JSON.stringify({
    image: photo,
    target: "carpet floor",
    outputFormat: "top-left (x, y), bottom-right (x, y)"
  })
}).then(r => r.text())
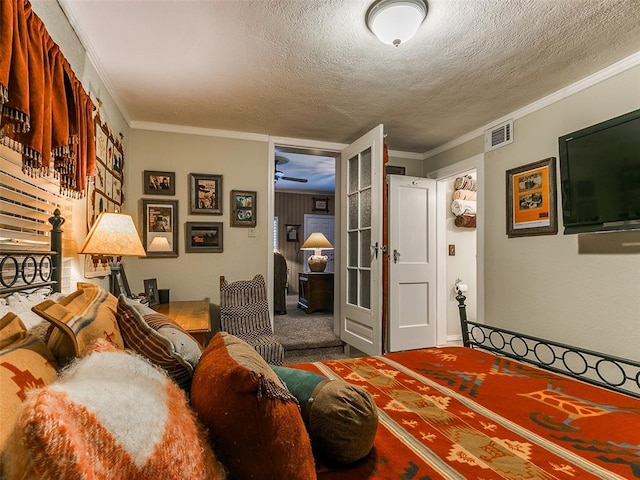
top-left (273, 294), bottom-right (346, 363)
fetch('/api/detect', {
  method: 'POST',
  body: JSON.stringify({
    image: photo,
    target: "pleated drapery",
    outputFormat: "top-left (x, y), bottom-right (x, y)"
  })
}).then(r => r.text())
top-left (0, 0), bottom-right (96, 197)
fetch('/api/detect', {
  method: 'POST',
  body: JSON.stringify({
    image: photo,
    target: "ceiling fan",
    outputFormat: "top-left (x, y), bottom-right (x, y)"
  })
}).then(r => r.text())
top-left (274, 155), bottom-right (308, 183)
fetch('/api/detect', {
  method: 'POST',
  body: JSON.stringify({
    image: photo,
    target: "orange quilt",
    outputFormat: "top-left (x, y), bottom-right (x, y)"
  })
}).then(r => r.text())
top-left (293, 346), bottom-right (640, 479)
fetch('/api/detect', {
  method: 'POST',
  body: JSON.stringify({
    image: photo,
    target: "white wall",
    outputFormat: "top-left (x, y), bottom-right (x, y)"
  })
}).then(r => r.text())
top-left (426, 65), bottom-right (640, 361)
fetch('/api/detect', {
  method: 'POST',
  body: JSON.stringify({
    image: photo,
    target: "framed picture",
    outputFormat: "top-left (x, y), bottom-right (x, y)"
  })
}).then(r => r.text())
top-left (185, 222), bottom-right (223, 253)
top-left (312, 196), bottom-right (329, 212)
top-left (230, 190), bottom-right (257, 227)
top-left (286, 224), bottom-right (299, 242)
top-left (143, 278), bottom-right (159, 306)
top-left (506, 157), bottom-right (558, 238)
top-left (142, 199), bottom-right (179, 257)
top-left (190, 173), bottom-right (222, 214)
top-left (144, 170), bottom-right (175, 195)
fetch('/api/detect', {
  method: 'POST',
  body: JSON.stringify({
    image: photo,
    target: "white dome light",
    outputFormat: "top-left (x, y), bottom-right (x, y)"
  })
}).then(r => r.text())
top-left (366, 0), bottom-right (428, 47)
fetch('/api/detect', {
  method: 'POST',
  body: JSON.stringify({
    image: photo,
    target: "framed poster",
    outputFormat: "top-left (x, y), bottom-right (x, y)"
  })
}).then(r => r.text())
top-left (506, 157), bottom-right (558, 238)
top-left (189, 173), bottom-right (222, 214)
top-left (230, 190), bottom-right (257, 227)
top-left (142, 199), bottom-right (179, 257)
top-left (144, 170), bottom-right (175, 195)
top-left (185, 222), bottom-right (223, 253)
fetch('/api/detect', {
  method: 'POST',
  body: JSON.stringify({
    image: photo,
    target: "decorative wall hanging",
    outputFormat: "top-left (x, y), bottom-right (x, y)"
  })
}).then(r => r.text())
top-left (189, 173), bottom-right (222, 214)
top-left (506, 157), bottom-right (558, 238)
top-left (84, 115), bottom-right (125, 278)
top-left (230, 190), bottom-right (257, 227)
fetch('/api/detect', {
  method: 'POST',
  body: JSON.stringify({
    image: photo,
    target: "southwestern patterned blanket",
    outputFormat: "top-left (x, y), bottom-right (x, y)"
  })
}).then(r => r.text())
top-left (294, 346), bottom-right (639, 480)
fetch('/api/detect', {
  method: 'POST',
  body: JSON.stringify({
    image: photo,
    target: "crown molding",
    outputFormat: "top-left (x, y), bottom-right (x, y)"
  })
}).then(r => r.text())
top-left (130, 121), bottom-right (270, 142)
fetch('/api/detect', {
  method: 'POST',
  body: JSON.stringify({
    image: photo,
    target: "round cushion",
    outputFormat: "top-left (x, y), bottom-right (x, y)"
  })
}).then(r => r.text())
top-left (272, 365), bottom-right (379, 464)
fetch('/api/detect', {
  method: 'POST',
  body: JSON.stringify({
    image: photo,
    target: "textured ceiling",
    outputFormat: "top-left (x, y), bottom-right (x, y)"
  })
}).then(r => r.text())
top-left (59, 0), bottom-right (640, 155)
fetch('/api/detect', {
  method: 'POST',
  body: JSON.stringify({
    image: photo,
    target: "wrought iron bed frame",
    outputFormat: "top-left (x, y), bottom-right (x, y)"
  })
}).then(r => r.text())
top-left (0, 209), bottom-right (64, 296)
top-left (456, 290), bottom-right (640, 399)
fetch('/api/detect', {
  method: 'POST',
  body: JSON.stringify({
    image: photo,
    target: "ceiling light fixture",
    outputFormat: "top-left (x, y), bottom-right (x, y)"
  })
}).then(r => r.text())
top-left (366, 0), bottom-right (428, 47)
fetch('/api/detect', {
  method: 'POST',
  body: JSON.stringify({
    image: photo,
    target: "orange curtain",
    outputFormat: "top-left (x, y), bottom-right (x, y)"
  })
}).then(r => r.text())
top-left (0, 0), bottom-right (95, 197)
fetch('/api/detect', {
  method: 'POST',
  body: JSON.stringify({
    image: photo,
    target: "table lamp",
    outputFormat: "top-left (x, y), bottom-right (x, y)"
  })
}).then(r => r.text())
top-left (300, 232), bottom-right (333, 272)
top-left (79, 212), bottom-right (146, 296)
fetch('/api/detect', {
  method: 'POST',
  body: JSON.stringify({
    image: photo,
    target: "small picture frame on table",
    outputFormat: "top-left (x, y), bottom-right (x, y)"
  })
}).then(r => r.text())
top-left (190, 173), bottom-right (222, 214)
top-left (143, 278), bottom-right (159, 306)
top-left (144, 171), bottom-right (175, 195)
top-left (506, 157), bottom-right (558, 238)
top-left (230, 190), bottom-right (257, 227)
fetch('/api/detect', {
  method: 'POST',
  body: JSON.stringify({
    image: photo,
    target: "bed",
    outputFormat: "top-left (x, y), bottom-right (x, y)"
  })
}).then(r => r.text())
top-left (2, 211), bottom-right (639, 480)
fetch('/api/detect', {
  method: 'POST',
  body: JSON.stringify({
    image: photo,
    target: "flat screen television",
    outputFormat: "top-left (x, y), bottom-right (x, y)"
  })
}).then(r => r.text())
top-left (558, 108), bottom-right (640, 234)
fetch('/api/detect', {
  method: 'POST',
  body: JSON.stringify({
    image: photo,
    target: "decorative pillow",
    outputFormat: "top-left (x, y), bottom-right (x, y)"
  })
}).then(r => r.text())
top-left (272, 365), bottom-right (379, 464)
top-left (116, 296), bottom-right (202, 390)
top-left (191, 332), bottom-right (316, 479)
top-left (0, 313), bottom-right (58, 467)
top-left (32, 282), bottom-right (123, 360)
top-left (4, 341), bottom-right (225, 480)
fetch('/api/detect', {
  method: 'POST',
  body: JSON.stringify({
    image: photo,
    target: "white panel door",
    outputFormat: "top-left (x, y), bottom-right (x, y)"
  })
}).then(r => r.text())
top-left (303, 214), bottom-right (335, 273)
top-left (389, 175), bottom-right (437, 352)
top-left (339, 125), bottom-right (384, 356)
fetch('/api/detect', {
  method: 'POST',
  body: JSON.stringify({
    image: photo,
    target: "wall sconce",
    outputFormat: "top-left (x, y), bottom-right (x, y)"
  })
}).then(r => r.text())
top-left (366, 0), bottom-right (428, 46)
top-left (300, 232), bottom-right (334, 272)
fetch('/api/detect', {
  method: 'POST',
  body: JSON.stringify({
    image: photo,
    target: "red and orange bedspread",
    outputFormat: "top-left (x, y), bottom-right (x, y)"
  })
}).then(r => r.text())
top-left (293, 346), bottom-right (640, 480)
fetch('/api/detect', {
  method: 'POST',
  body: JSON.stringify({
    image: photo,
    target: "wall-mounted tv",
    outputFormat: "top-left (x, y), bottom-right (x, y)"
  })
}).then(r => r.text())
top-left (558, 109), bottom-right (640, 234)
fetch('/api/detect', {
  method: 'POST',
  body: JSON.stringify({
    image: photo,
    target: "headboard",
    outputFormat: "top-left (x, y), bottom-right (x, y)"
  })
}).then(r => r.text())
top-left (456, 290), bottom-right (640, 399)
top-left (0, 209), bottom-right (64, 296)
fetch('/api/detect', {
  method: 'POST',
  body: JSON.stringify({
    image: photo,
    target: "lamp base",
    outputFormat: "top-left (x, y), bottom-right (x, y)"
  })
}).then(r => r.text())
top-left (307, 254), bottom-right (328, 272)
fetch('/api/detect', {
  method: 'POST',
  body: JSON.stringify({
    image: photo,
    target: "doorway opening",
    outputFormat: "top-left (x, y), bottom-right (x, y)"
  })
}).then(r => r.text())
top-left (271, 144), bottom-right (344, 362)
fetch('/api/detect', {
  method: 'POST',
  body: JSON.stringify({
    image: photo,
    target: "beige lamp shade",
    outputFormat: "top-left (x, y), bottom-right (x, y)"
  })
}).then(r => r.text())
top-left (300, 232), bottom-right (333, 272)
top-left (79, 212), bottom-right (146, 257)
top-left (147, 236), bottom-right (172, 252)
top-left (300, 232), bottom-right (333, 251)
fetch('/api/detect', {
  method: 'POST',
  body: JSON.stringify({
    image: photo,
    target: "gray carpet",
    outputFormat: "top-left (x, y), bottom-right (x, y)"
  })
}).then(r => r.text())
top-left (274, 294), bottom-right (345, 363)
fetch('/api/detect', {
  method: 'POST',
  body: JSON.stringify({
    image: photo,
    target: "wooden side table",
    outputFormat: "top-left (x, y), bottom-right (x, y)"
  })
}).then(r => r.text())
top-left (298, 272), bottom-right (334, 314)
top-left (153, 300), bottom-right (211, 347)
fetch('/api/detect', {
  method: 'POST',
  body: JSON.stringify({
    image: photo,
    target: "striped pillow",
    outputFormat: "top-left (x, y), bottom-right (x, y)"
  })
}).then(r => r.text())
top-left (116, 296), bottom-right (202, 390)
top-left (32, 283), bottom-right (123, 361)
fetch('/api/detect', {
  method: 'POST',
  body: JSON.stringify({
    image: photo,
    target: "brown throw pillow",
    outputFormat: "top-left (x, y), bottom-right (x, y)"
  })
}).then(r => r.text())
top-left (191, 332), bottom-right (316, 479)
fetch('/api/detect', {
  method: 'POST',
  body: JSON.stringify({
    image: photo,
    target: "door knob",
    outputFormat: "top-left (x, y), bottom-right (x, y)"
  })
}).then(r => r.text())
top-left (393, 249), bottom-right (400, 264)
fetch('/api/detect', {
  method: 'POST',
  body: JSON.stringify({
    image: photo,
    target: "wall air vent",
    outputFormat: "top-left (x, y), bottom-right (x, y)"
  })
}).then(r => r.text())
top-left (484, 119), bottom-right (514, 152)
